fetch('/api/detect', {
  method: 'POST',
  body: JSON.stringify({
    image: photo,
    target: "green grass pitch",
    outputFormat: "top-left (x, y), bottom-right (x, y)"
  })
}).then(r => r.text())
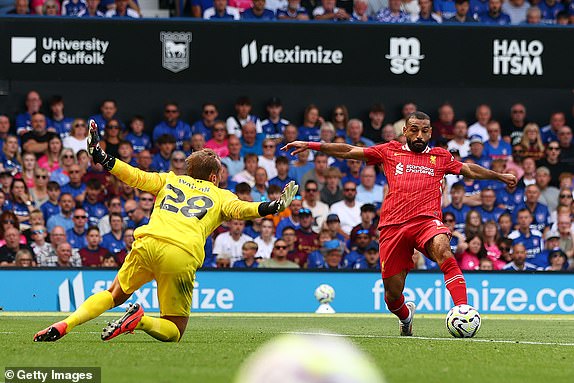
top-left (1, 313), bottom-right (573, 383)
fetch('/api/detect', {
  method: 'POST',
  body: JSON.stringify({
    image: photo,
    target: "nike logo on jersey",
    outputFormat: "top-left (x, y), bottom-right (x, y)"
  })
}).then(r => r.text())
top-left (394, 152), bottom-right (407, 156)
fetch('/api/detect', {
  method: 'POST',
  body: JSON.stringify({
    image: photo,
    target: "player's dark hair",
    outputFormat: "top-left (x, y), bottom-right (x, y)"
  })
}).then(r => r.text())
top-left (185, 148), bottom-right (222, 182)
top-left (406, 111), bottom-right (430, 126)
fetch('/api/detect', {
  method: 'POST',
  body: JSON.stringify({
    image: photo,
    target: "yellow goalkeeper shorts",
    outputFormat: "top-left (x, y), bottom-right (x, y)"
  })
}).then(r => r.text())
top-left (117, 235), bottom-right (200, 317)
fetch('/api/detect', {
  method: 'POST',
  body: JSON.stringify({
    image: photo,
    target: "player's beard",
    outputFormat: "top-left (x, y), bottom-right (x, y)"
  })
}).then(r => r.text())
top-left (407, 138), bottom-right (428, 153)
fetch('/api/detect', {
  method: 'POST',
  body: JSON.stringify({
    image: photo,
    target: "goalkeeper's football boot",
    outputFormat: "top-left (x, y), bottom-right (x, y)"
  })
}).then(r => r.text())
top-left (101, 303), bottom-right (144, 341)
top-left (399, 302), bottom-right (416, 336)
top-left (33, 321), bottom-right (68, 342)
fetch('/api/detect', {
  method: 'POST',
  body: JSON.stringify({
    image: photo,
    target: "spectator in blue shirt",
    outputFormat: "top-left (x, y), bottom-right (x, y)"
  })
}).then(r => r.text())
top-left (261, 98), bottom-right (289, 140)
top-left (242, 0), bottom-right (276, 19)
top-left (434, 0), bottom-right (456, 18)
top-left (15, 90), bottom-right (42, 136)
top-left (61, 0), bottom-right (87, 16)
top-left (240, 122), bottom-right (265, 157)
top-left (203, 0), bottom-right (240, 19)
top-left (153, 102), bottom-right (191, 152)
top-left (233, 241), bottom-right (260, 268)
top-left (468, 0), bottom-right (488, 19)
top-left (101, 213), bottom-right (126, 255)
top-left (47, 95), bottom-right (74, 140)
top-left (192, 103), bottom-right (219, 140)
top-left (508, 208), bottom-right (544, 261)
top-left (89, 99), bottom-right (121, 138)
top-left (298, 104), bottom-right (322, 142)
top-left (349, 0), bottom-right (373, 21)
top-left (124, 115), bottom-right (151, 153)
top-left (66, 208), bottom-right (89, 252)
top-left (537, 0), bottom-right (563, 24)
top-left (464, 135), bottom-right (491, 169)
top-left (277, 0), bottom-right (309, 19)
top-left (151, 134), bottom-right (176, 173)
top-left (503, 242), bottom-right (539, 271)
top-left (412, 0), bottom-right (442, 22)
top-left (269, 156), bottom-right (295, 189)
top-left (478, 0), bottom-right (511, 24)
top-left (78, 0), bottom-right (106, 16)
top-left (512, 184), bottom-right (551, 233)
top-left (191, 0), bottom-right (213, 17)
top-left (346, 119), bottom-right (375, 147)
top-left (376, 0), bottom-right (410, 22)
top-left (484, 121), bottom-right (512, 161)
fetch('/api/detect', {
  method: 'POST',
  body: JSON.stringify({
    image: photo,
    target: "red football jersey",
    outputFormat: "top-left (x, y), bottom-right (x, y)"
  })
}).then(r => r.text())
top-left (364, 141), bottom-right (463, 227)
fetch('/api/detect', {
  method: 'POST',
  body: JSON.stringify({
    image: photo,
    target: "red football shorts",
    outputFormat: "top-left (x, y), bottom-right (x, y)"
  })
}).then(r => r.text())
top-left (378, 216), bottom-right (451, 278)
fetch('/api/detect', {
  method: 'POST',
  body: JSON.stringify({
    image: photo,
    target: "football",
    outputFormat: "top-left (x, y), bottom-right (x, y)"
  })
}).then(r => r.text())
top-left (314, 284), bottom-right (335, 304)
top-left (445, 304), bottom-right (482, 338)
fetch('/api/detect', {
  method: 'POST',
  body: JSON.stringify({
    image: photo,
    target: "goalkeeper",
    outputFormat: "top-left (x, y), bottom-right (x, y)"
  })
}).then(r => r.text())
top-left (34, 120), bottom-right (299, 343)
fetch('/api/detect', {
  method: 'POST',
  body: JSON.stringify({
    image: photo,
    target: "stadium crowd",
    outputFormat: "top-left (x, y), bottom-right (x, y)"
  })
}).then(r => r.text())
top-left (0, 91), bottom-right (573, 272)
top-left (1, 0), bottom-right (573, 25)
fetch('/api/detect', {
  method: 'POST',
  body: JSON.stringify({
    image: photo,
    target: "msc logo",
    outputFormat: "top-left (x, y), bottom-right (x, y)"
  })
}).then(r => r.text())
top-left (240, 40), bottom-right (343, 68)
top-left (395, 162), bottom-right (404, 175)
top-left (11, 37), bottom-right (37, 64)
top-left (385, 37), bottom-right (424, 75)
top-left (160, 31), bottom-right (192, 73)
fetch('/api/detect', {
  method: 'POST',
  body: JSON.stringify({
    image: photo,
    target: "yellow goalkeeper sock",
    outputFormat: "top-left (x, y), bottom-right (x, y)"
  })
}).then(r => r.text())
top-left (63, 290), bottom-right (115, 333)
top-left (136, 316), bottom-right (181, 342)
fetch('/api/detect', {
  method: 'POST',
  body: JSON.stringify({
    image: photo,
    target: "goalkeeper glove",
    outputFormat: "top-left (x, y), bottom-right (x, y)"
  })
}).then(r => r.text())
top-left (87, 119), bottom-right (116, 171)
top-left (257, 181), bottom-right (299, 216)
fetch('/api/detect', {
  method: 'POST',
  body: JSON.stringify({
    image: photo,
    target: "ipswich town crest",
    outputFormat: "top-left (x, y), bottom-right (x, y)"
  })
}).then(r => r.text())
top-left (160, 31), bottom-right (192, 73)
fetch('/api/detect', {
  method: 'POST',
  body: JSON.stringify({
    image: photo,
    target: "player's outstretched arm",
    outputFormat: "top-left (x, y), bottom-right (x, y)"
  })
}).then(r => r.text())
top-left (223, 181), bottom-right (300, 220)
top-left (460, 163), bottom-right (517, 187)
top-left (281, 141), bottom-right (366, 161)
top-left (87, 120), bottom-right (165, 195)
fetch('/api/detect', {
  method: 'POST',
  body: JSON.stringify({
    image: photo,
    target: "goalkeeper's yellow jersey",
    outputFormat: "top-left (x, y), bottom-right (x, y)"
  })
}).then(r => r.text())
top-left (110, 160), bottom-right (261, 266)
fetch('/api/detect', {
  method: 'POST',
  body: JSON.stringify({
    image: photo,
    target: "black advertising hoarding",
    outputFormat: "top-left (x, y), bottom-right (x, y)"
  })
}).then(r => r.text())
top-left (1, 18), bottom-right (572, 88)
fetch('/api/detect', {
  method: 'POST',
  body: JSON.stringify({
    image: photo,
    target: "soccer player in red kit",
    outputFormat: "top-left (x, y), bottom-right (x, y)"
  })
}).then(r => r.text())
top-left (282, 111), bottom-right (516, 336)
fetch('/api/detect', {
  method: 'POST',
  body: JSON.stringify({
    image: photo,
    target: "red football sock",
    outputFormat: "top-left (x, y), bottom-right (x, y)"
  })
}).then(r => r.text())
top-left (441, 257), bottom-right (468, 306)
top-left (385, 294), bottom-right (410, 321)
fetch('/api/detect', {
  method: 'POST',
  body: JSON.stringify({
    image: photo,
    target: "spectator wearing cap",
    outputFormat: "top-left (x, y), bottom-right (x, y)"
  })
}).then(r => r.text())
top-left (316, 239), bottom-right (346, 269)
top-left (302, 180), bottom-right (329, 232)
top-left (463, 135), bottom-right (491, 169)
top-left (226, 96), bottom-right (262, 138)
top-left (325, 214), bottom-right (347, 242)
top-left (350, 203), bottom-right (377, 243)
top-left (545, 249), bottom-right (568, 271)
top-left (233, 241), bottom-right (260, 268)
top-left (354, 241), bottom-right (381, 270)
top-left (329, 181), bottom-right (362, 235)
top-left (356, 166), bottom-right (385, 208)
top-left (478, 0), bottom-right (511, 24)
top-left (532, 230), bottom-right (561, 268)
top-left (258, 238), bottom-right (300, 269)
top-left (307, 229), bottom-right (336, 269)
top-left (295, 208), bottom-right (319, 267)
top-left (275, 196), bottom-right (303, 238)
top-left (346, 228), bottom-right (373, 268)
top-left (321, 167), bottom-right (343, 207)
top-left (269, 156), bottom-right (296, 190)
top-left (503, 243), bottom-right (539, 271)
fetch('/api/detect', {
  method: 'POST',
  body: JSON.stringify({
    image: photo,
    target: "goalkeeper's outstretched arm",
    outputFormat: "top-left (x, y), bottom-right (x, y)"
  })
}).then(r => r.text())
top-left (87, 120), bottom-right (165, 195)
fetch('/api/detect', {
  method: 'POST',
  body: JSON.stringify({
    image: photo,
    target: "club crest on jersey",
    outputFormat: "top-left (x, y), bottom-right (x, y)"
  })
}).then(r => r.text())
top-left (429, 155), bottom-right (436, 165)
top-left (160, 31), bottom-right (192, 73)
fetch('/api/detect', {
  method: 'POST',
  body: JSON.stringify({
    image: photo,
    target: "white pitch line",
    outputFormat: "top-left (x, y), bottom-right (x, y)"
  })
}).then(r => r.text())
top-left (283, 331), bottom-right (574, 347)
